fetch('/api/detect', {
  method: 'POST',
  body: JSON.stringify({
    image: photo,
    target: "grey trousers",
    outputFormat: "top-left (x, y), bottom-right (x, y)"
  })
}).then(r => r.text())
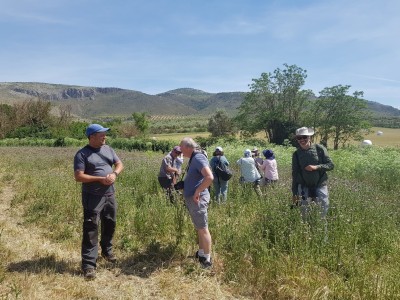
top-left (81, 191), bottom-right (117, 270)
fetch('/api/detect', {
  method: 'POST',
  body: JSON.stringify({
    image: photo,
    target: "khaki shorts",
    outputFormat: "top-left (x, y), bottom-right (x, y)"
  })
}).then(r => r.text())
top-left (184, 193), bottom-right (210, 229)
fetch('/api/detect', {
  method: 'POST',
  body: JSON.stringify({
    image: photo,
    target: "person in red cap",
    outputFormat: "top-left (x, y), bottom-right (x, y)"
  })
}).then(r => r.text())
top-left (158, 145), bottom-right (182, 203)
top-left (74, 124), bottom-right (124, 280)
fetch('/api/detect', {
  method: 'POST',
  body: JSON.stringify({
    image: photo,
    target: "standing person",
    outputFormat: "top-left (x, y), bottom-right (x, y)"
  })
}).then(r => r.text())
top-left (292, 127), bottom-right (334, 219)
top-left (209, 146), bottom-right (229, 204)
top-left (179, 137), bottom-right (214, 268)
top-left (74, 124), bottom-right (124, 280)
top-left (158, 146), bottom-right (182, 202)
top-left (175, 152), bottom-right (184, 177)
top-left (259, 149), bottom-right (279, 185)
top-left (251, 147), bottom-right (263, 165)
top-left (237, 149), bottom-right (262, 196)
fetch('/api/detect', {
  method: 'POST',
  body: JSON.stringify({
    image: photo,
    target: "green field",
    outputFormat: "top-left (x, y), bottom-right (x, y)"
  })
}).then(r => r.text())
top-left (361, 127), bottom-right (400, 147)
top-left (153, 127), bottom-right (400, 148)
top-left (1, 141), bottom-right (400, 299)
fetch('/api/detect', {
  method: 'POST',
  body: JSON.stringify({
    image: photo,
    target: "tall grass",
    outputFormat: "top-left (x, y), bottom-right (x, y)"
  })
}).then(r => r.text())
top-left (0, 145), bottom-right (399, 299)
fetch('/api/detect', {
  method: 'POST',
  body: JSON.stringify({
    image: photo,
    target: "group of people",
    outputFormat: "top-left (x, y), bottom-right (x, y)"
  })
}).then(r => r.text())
top-left (74, 123), bottom-right (334, 280)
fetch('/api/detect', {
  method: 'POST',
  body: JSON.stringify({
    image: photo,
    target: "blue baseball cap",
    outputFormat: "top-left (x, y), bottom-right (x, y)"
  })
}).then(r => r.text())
top-left (85, 124), bottom-right (110, 137)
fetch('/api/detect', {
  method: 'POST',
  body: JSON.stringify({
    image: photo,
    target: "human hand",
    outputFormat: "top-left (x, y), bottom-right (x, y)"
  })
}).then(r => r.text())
top-left (193, 193), bottom-right (200, 204)
top-left (305, 165), bottom-right (318, 171)
top-left (103, 173), bottom-right (116, 185)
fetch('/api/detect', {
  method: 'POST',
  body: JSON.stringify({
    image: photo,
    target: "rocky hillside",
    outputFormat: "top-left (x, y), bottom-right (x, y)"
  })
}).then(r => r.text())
top-left (0, 82), bottom-right (398, 119)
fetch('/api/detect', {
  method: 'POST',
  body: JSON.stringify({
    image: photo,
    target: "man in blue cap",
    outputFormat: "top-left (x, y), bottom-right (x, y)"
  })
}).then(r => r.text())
top-left (74, 124), bottom-right (124, 280)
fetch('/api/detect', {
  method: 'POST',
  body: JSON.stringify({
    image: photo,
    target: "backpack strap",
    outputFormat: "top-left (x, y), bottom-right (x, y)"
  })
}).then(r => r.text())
top-left (182, 151), bottom-right (205, 178)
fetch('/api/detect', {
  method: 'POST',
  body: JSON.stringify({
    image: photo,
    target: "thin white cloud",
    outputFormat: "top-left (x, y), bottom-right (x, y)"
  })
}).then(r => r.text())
top-left (0, 0), bottom-right (79, 24)
top-left (352, 74), bottom-right (400, 84)
top-left (0, 0), bottom-right (399, 109)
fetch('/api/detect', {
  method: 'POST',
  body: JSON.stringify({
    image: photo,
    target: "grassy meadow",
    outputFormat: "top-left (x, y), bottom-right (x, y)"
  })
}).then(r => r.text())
top-left (0, 139), bottom-right (400, 299)
top-left (153, 127), bottom-right (400, 147)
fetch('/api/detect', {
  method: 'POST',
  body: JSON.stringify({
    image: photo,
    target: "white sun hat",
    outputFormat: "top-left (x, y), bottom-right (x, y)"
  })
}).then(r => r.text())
top-left (295, 127), bottom-right (315, 136)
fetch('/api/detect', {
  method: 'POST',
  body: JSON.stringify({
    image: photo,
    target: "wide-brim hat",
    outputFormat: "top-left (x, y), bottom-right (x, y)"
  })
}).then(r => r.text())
top-left (295, 127), bottom-right (314, 136)
top-left (215, 146), bottom-right (223, 152)
top-left (262, 149), bottom-right (275, 160)
top-left (173, 146), bottom-right (182, 153)
top-left (86, 124), bottom-right (110, 137)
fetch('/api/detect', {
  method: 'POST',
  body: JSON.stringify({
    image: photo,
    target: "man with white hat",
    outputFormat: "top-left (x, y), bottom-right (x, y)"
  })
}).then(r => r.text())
top-left (292, 127), bottom-right (334, 220)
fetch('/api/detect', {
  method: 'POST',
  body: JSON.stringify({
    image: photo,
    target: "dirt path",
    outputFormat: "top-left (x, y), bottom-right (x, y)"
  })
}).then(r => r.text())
top-left (0, 179), bottom-right (243, 299)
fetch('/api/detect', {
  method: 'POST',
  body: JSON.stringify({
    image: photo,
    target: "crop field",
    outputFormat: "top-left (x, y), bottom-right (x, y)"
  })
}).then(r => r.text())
top-left (152, 127), bottom-right (400, 147)
top-left (360, 127), bottom-right (400, 147)
top-left (0, 141), bottom-right (400, 299)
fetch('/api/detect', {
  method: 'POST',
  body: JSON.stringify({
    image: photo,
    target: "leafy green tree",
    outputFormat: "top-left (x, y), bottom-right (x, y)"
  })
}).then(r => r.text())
top-left (0, 104), bottom-right (15, 138)
top-left (6, 100), bottom-right (54, 138)
top-left (208, 110), bottom-right (235, 137)
top-left (235, 64), bottom-right (313, 144)
top-left (132, 112), bottom-right (150, 137)
top-left (310, 85), bottom-right (371, 149)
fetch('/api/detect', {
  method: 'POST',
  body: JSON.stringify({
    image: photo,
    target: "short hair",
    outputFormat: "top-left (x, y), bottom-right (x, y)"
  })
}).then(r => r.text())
top-left (180, 137), bottom-right (198, 149)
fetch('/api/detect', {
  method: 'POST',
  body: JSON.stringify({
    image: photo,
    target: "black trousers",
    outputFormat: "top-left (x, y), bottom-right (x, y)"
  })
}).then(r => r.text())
top-left (81, 191), bottom-right (117, 270)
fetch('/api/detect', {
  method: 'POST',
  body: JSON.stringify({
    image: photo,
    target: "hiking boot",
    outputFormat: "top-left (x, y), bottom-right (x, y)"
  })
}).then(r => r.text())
top-left (196, 252), bottom-right (213, 269)
top-left (198, 256), bottom-right (213, 269)
top-left (102, 252), bottom-right (117, 263)
top-left (83, 268), bottom-right (96, 280)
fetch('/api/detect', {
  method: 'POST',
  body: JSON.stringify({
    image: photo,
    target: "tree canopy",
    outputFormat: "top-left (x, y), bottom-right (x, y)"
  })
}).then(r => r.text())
top-left (235, 64), bottom-right (314, 144)
top-left (307, 85), bottom-right (371, 149)
top-left (132, 112), bottom-right (150, 137)
top-left (208, 110), bottom-right (235, 137)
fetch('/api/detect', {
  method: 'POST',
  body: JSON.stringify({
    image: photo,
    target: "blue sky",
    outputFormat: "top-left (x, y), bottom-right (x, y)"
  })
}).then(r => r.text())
top-left (1, 0), bottom-right (399, 108)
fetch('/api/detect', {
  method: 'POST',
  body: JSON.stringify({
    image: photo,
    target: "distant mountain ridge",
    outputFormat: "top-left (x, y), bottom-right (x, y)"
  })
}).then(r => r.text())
top-left (0, 82), bottom-right (398, 119)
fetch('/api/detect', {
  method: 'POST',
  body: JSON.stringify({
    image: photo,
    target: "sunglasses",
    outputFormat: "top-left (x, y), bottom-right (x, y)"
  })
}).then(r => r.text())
top-left (296, 135), bottom-right (309, 140)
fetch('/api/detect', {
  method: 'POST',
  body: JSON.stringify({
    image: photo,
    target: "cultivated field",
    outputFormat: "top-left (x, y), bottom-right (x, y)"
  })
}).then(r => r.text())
top-left (153, 127), bottom-right (400, 147)
top-left (0, 141), bottom-right (400, 299)
top-left (360, 127), bottom-right (400, 147)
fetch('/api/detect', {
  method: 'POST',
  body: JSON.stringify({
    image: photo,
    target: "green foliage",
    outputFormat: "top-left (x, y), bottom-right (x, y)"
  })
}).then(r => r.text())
top-left (132, 112), bottom-right (150, 137)
top-left (149, 115), bottom-right (208, 134)
top-left (308, 85), bottom-right (371, 149)
top-left (370, 116), bottom-right (400, 128)
top-left (1, 144), bottom-right (400, 298)
top-left (0, 100), bottom-right (54, 138)
top-left (235, 64), bottom-right (313, 144)
top-left (207, 110), bottom-right (235, 137)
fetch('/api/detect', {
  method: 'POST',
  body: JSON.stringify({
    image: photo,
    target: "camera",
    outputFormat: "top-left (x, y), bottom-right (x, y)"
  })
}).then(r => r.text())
top-left (174, 180), bottom-right (184, 190)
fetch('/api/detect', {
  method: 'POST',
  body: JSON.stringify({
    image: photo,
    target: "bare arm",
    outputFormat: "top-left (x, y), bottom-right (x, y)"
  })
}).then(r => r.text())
top-left (193, 166), bottom-right (214, 204)
top-left (165, 164), bottom-right (179, 174)
top-left (113, 160), bottom-right (124, 176)
top-left (74, 170), bottom-right (108, 184)
top-left (74, 160), bottom-right (124, 185)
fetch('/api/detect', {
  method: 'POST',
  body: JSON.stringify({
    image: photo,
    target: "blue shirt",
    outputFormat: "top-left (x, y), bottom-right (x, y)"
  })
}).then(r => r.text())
top-left (183, 152), bottom-right (210, 197)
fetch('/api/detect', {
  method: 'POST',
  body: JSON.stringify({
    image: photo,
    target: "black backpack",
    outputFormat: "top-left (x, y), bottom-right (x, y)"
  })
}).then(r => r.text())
top-left (215, 157), bottom-right (233, 181)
